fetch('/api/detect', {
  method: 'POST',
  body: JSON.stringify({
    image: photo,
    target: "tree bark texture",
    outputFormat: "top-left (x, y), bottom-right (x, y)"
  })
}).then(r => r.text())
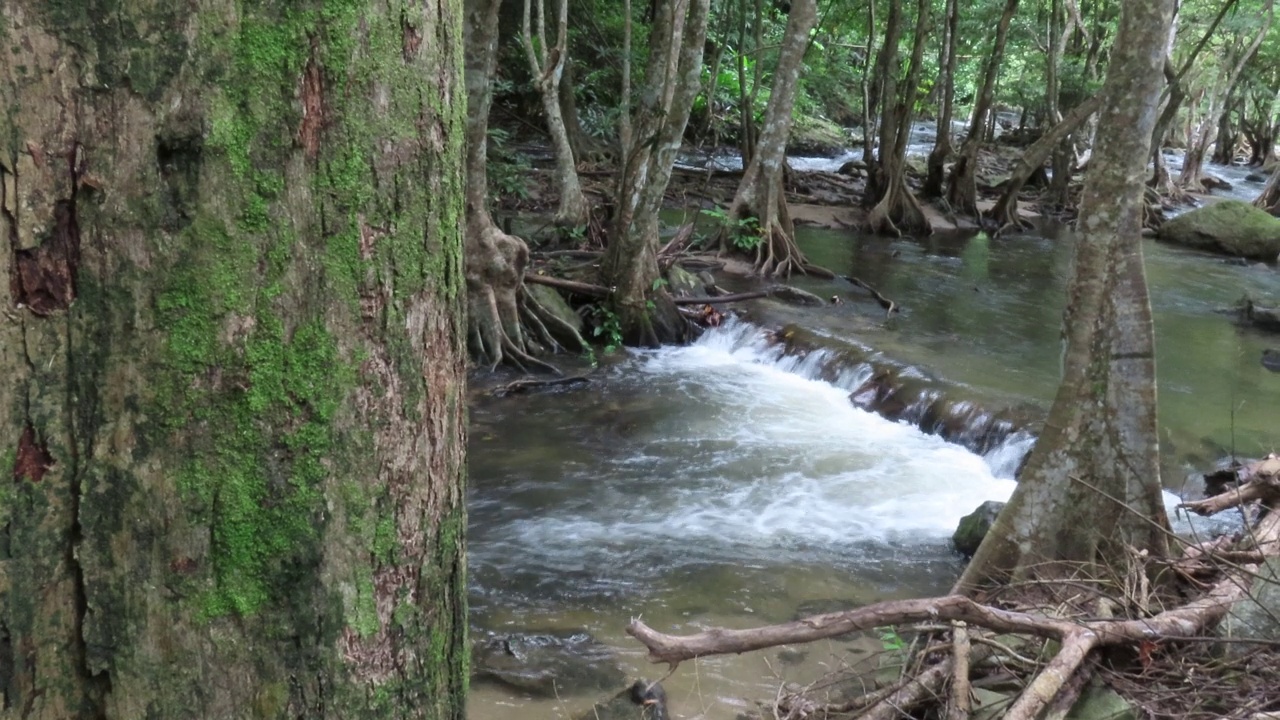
top-left (959, 0), bottom-right (1176, 590)
top-left (946, 0), bottom-right (1020, 217)
top-left (604, 0), bottom-right (711, 346)
top-left (1, 1), bottom-right (468, 717)
top-left (724, 0), bottom-right (820, 276)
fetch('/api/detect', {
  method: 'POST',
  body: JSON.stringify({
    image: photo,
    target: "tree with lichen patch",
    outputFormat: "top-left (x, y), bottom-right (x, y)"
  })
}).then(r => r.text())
top-left (465, 0), bottom-right (587, 371)
top-left (959, 0), bottom-right (1176, 591)
top-left (0, 1), bottom-right (468, 717)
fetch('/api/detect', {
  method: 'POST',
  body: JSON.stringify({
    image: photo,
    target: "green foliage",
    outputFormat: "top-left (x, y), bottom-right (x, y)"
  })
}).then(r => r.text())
top-left (704, 207), bottom-right (762, 251)
top-left (877, 626), bottom-right (907, 652)
top-left (487, 126), bottom-right (533, 201)
top-left (586, 303), bottom-right (624, 353)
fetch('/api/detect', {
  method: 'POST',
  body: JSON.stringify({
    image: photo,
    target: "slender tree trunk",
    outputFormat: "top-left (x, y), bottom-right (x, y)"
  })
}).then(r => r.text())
top-left (620, 0), bottom-right (633, 156)
top-left (521, 0), bottom-right (590, 226)
top-left (946, 0), bottom-right (1021, 217)
top-left (960, 0), bottom-right (1175, 591)
top-left (860, 0), bottom-right (878, 165)
top-left (604, 0), bottom-right (712, 346)
top-left (924, 0), bottom-right (961, 198)
top-left (466, 0), bottom-right (585, 371)
top-left (987, 94), bottom-right (1103, 231)
top-left (1, 1), bottom-right (469, 717)
top-left (723, 0), bottom-right (822, 276)
top-left (867, 0), bottom-right (933, 236)
top-left (1210, 95), bottom-right (1240, 165)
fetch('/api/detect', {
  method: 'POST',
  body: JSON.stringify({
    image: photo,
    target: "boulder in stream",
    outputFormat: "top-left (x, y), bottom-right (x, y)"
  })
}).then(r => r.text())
top-left (473, 630), bottom-right (627, 697)
top-left (1157, 200), bottom-right (1280, 260)
top-left (953, 501), bottom-right (1005, 557)
top-left (575, 680), bottom-right (669, 720)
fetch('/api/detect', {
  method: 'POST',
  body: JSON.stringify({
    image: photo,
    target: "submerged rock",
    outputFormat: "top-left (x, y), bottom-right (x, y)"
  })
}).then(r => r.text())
top-left (473, 630), bottom-right (627, 697)
top-left (1219, 556), bottom-right (1280, 657)
top-left (575, 680), bottom-right (669, 720)
top-left (1157, 200), bottom-right (1280, 260)
top-left (953, 501), bottom-right (1005, 557)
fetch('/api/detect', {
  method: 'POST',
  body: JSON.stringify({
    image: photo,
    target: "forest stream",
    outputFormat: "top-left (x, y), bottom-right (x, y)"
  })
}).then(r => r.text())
top-left (467, 208), bottom-right (1278, 720)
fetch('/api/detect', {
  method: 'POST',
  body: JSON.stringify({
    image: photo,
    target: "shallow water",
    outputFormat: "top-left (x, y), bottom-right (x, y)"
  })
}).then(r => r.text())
top-left (469, 207), bottom-right (1280, 719)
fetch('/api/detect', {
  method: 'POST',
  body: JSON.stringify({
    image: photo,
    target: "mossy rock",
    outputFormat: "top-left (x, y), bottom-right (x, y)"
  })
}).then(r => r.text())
top-left (666, 264), bottom-right (706, 298)
top-left (527, 283), bottom-right (583, 334)
top-left (1065, 681), bottom-right (1137, 720)
top-left (1157, 200), bottom-right (1280, 260)
top-left (952, 501), bottom-right (1005, 557)
top-left (787, 115), bottom-right (850, 156)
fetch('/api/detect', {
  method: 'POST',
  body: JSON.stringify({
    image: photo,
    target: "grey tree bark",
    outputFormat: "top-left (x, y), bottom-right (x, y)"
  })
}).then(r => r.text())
top-left (722, 0), bottom-right (824, 276)
top-left (923, 0), bottom-right (960, 199)
top-left (959, 0), bottom-right (1177, 591)
top-left (603, 0), bottom-right (712, 346)
top-left (1, 0), bottom-right (469, 717)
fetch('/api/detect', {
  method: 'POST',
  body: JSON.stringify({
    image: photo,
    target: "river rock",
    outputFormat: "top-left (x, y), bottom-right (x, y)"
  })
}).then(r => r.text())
top-left (473, 630), bottom-right (627, 697)
top-left (1247, 172), bottom-right (1270, 183)
top-left (1200, 174), bottom-right (1232, 191)
top-left (953, 501), bottom-right (1005, 557)
top-left (1239, 297), bottom-right (1280, 333)
top-left (1157, 200), bottom-right (1280, 260)
top-left (1065, 680), bottom-right (1137, 720)
top-left (575, 680), bottom-right (669, 720)
top-left (527, 283), bottom-right (584, 334)
top-left (1218, 556), bottom-right (1280, 657)
top-left (1264, 349), bottom-right (1280, 372)
top-left (666, 264), bottom-right (706, 298)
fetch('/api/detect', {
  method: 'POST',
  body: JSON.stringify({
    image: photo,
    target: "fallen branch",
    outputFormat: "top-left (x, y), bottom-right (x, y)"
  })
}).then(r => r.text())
top-left (670, 285), bottom-right (826, 307)
top-left (946, 622), bottom-right (972, 720)
top-left (842, 274), bottom-right (899, 317)
top-left (1181, 455), bottom-right (1280, 515)
top-left (525, 274), bottom-right (611, 298)
top-left (491, 375), bottom-right (591, 397)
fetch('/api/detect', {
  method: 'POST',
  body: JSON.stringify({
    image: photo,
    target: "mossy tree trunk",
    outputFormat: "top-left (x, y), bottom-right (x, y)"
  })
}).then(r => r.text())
top-left (866, 0), bottom-right (931, 237)
top-left (923, 0), bottom-right (960, 199)
top-left (945, 0), bottom-right (1020, 217)
top-left (1, 1), bottom-right (469, 717)
top-left (465, 0), bottom-right (584, 371)
top-left (603, 0), bottom-right (711, 347)
top-left (959, 0), bottom-right (1176, 592)
top-left (721, 0), bottom-right (821, 276)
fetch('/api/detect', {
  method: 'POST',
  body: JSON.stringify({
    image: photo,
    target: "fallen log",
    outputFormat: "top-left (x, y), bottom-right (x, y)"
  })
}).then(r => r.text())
top-left (524, 274), bottom-right (611, 298)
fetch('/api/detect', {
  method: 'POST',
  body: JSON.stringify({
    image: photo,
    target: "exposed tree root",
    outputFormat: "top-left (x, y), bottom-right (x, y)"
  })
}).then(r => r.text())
top-left (628, 474), bottom-right (1280, 720)
top-left (491, 375), bottom-right (591, 397)
top-left (1255, 168), bottom-right (1280, 215)
top-left (842, 275), bottom-right (898, 317)
top-left (866, 174), bottom-right (931, 238)
top-left (467, 221), bottom-right (587, 373)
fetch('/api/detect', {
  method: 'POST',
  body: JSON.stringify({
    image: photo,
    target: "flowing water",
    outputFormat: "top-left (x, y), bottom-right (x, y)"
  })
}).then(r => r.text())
top-left (469, 204), bottom-right (1280, 719)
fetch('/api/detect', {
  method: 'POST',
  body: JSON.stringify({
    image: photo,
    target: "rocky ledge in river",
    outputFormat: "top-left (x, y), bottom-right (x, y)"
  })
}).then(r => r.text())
top-left (472, 630), bottom-right (627, 697)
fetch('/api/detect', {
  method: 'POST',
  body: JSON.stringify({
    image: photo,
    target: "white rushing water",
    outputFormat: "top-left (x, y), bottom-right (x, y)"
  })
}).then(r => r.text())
top-left (472, 320), bottom-right (1023, 591)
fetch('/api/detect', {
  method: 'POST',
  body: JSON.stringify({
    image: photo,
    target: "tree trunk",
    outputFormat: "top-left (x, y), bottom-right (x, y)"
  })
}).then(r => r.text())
top-left (521, 0), bottom-right (590, 227)
top-left (946, 0), bottom-right (1021, 217)
top-left (603, 0), bottom-right (712, 346)
top-left (923, 0), bottom-right (961, 199)
top-left (466, 0), bottom-right (585, 371)
top-left (723, 0), bottom-right (822, 276)
top-left (1256, 167), bottom-right (1280, 215)
top-left (866, 0), bottom-right (932, 237)
top-left (987, 94), bottom-right (1103, 232)
top-left (1, 1), bottom-right (468, 717)
top-left (959, 0), bottom-right (1176, 591)
top-left (860, 0), bottom-right (878, 166)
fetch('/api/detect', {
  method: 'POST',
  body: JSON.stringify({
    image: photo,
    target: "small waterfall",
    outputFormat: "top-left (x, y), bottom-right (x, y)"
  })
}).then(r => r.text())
top-left (689, 318), bottom-right (1038, 479)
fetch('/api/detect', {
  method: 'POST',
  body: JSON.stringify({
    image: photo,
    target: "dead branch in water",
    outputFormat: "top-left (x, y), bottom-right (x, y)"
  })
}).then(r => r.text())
top-left (524, 274), bottom-right (611, 298)
top-left (842, 274), bottom-right (899, 317)
top-left (491, 375), bottom-right (591, 397)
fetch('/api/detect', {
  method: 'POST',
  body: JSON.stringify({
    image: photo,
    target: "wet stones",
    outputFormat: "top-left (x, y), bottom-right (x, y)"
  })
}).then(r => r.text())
top-left (953, 500), bottom-right (1005, 557)
top-left (575, 680), bottom-right (669, 720)
top-left (472, 630), bottom-right (627, 697)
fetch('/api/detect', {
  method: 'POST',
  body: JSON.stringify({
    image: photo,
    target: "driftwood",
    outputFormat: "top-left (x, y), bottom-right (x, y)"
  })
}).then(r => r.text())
top-left (524, 274), bottom-right (611, 298)
top-left (842, 274), bottom-right (899, 317)
top-left (671, 285), bottom-right (826, 307)
top-left (628, 470), bottom-right (1280, 720)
